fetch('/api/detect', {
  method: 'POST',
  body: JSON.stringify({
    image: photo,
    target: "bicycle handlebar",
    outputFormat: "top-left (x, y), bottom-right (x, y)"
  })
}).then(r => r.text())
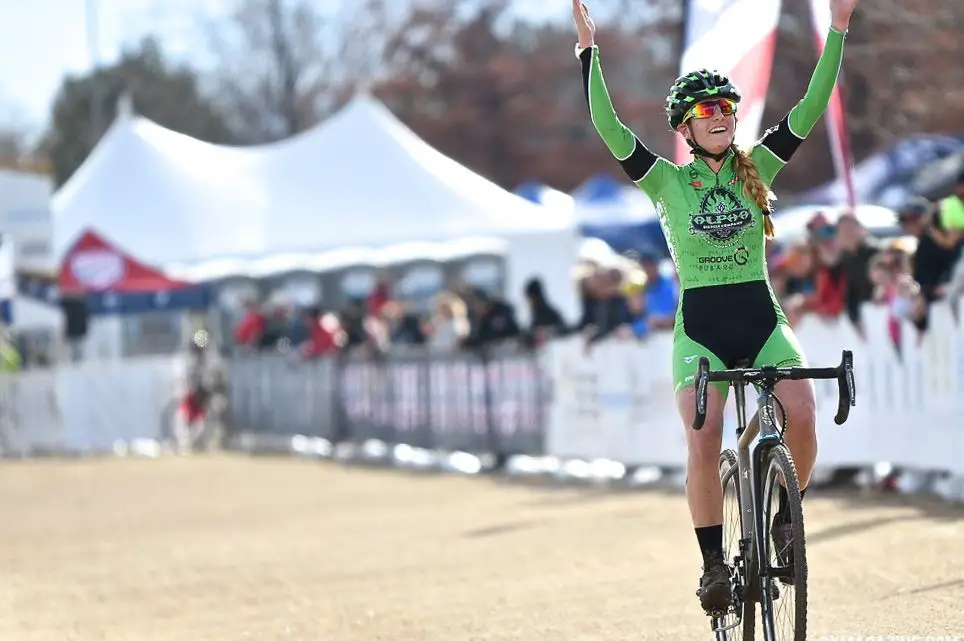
top-left (692, 349), bottom-right (856, 431)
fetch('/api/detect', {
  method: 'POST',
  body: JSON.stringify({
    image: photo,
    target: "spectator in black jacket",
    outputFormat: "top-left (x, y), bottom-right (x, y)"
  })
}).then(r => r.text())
top-left (899, 198), bottom-right (959, 298)
top-left (897, 198), bottom-right (960, 331)
top-left (523, 277), bottom-right (567, 347)
top-left (463, 289), bottom-right (521, 348)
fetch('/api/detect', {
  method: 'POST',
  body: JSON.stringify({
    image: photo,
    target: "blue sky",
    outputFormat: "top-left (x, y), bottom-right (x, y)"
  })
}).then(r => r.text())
top-left (0, 0), bottom-right (565, 137)
top-left (1, 0), bottom-right (212, 132)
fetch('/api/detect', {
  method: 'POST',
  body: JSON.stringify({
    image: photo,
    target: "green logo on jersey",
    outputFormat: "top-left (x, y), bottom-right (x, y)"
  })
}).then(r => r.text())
top-left (689, 187), bottom-right (753, 246)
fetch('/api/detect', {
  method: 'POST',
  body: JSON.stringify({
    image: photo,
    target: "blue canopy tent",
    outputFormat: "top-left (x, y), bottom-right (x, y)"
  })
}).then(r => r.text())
top-left (571, 172), bottom-right (668, 257)
top-left (514, 180), bottom-right (547, 204)
top-left (792, 133), bottom-right (964, 209)
top-left (516, 175), bottom-right (668, 257)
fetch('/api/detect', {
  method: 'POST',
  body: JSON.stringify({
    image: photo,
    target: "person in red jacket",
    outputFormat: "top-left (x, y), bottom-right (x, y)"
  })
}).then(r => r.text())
top-left (299, 307), bottom-right (344, 359)
top-left (366, 271), bottom-right (393, 318)
top-left (234, 299), bottom-right (265, 348)
top-left (806, 214), bottom-right (847, 319)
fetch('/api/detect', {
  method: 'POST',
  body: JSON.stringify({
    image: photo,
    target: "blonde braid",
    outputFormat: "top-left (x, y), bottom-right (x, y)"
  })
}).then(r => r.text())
top-left (731, 145), bottom-right (776, 239)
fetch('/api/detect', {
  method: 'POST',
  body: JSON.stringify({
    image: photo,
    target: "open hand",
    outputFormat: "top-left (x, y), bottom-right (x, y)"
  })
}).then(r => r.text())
top-left (571, 0), bottom-right (595, 49)
top-left (829, 0), bottom-right (859, 30)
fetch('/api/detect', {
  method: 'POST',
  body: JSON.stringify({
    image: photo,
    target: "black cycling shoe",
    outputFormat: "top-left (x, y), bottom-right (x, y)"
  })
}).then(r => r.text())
top-left (697, 558), bottom-right (732, 614)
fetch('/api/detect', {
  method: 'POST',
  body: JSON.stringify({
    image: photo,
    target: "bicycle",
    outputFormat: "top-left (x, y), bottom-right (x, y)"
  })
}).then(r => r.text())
top-left (692, 350), bottom-right (856, 641)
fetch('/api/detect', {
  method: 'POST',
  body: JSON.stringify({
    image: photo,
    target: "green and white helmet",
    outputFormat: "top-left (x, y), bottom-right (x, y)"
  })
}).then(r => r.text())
top-left (665, 69), bottom-right (742, 129)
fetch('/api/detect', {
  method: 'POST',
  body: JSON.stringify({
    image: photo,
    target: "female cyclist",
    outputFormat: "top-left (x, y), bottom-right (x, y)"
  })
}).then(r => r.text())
top-left (572, 0), bottom-right (860, 615)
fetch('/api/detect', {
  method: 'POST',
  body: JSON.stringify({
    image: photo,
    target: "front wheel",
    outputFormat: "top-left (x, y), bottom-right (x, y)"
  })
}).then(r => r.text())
top-left (718, 449), bottom-right (755, 640)
top-left (759, 444), bottom-right (808, 641)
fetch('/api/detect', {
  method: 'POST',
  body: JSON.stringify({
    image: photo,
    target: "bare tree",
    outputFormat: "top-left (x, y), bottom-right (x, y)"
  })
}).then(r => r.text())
top-left (369, 0), bottom-right (676, 191)
top-left (205, 0), bottom-right (330, 142)
top-left (205, 0), bottom-right (404, 143)
top-left (41, 38), bottom-right (233, 188)
top-left (759, 0), bottom-right (964, 195)
top-left (841, 1), bottom-right (964, 143)
top-left (0, 99), bottom-right (42, 171)
top-left (0, 127), bottom-right (26, 165)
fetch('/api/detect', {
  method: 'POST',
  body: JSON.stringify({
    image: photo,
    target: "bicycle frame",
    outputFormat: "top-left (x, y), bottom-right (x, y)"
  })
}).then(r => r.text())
top-left (730, 378), bottom-right (782, 599)
top-left (696, 351), bottom-right (855, 638)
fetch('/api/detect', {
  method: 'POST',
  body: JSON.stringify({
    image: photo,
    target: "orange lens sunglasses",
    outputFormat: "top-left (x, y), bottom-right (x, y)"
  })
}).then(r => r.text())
top-left (684, 99), bottom-right (738, 122)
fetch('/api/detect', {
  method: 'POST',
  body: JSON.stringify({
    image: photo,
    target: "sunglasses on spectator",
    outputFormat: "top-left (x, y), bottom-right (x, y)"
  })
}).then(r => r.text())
top-left (813, 225), bottom-right (836, 239)
top-left (684, 99), bottom-right (738, 122)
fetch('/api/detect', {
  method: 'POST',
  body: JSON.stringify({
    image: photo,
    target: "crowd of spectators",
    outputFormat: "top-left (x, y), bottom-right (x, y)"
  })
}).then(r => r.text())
top-left (766, 175), bottom-right (964, 351)
top-left (230, 172), bottom-right (964, 361)
top-left (577, 171), bottom-right (964, 355)
top-left (229, 271), bottom-right (569, 360)
top-left (228, 247), bottom-right (689, 361)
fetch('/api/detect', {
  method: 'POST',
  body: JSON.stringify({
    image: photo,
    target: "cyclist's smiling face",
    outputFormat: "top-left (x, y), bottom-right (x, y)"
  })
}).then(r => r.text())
top-left (677, 99), bottom-right (736, 155)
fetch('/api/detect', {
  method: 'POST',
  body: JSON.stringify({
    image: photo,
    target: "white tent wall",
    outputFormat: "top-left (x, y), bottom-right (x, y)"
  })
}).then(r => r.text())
top-left (258, 96), bottom-right (572, 251)
top-left (175, 233), bottom-right (582, 329)
top-left (11, 297), bottom-right (63, 332)
top-left (0, 169), bottom-right (54, 271)
top-left (502, 229), bottom-right (581, 327)
top-left (51, 96), bottom-right (578, 298)
top-left (51, 116), bottom-right (268, 265)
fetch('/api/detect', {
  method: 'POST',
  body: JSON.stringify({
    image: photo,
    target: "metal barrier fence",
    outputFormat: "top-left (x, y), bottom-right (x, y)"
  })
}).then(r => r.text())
top-left (226, 346), bottom-right (548, 459)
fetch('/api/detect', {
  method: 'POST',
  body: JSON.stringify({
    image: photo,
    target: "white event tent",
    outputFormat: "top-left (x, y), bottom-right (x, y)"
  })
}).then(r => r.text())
top-left (51, 95), bottom-right (581, 322)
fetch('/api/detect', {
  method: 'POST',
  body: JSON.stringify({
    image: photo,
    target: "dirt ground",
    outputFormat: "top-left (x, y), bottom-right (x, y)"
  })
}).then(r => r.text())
top-left (1, 455), bottom-right (962, 641)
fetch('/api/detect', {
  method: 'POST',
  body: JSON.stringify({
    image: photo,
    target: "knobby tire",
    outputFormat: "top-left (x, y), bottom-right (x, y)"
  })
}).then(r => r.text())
top-left (760, 444), bottom-right (808, 641)
top-left (719, 449), bottom-right (756, 641)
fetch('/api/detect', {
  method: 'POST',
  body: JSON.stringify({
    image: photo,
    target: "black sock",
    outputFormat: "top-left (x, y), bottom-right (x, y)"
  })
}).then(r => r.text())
top-left (695, 525), bottom-right (724, 565)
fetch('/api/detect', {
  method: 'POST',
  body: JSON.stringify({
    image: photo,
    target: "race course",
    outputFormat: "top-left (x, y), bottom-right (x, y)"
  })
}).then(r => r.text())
top-left (2, 455), bottom-right (962, 640)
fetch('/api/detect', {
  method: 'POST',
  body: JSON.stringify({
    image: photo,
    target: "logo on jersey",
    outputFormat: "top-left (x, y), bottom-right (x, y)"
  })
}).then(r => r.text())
top-left (698, 246), bottom-right (750, 267)
top-left (689, 187), bottom-right (753, 247)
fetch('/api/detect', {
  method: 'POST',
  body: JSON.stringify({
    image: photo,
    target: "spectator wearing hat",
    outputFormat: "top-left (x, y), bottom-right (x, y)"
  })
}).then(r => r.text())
top-left (631, 247), bottom-right (678, 332)
top-left (936, 169), bottom-right (964, 233)
top-left (936, 171), bottom-right (964, 315)
top-left (835, 213), bottom-right (881, 332)
top-left (806, 213), bottom-right (847, 320)
top-left (897, 198), bottom-right (959, 304)
top-left (805, 210), bottom-right (833, 240)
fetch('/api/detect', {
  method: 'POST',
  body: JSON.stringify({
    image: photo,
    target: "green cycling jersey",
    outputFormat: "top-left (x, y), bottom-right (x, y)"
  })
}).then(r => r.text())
top-left (579, 27), bottom-right (847, 291)
top-left (579, 28), bottom-right (847, 396)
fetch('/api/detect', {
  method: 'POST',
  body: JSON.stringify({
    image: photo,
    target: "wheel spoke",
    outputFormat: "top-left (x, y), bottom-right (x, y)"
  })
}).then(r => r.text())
top-left (717, 449), bottom-right (755, 640)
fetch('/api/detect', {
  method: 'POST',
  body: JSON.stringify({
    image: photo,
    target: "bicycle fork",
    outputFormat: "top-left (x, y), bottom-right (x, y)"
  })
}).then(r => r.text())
top-left (736, 385), bottom-right (781, 605)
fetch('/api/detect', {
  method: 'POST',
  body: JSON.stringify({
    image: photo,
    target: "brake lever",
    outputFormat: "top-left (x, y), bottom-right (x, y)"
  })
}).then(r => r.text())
top-left (833, 349), bottom-right (855, 425)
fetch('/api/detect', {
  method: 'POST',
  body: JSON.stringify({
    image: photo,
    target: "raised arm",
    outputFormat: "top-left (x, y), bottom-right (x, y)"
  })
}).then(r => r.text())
top-left (754, 0), bottom-right (857, 180)
top-left (787, 27), bottom-right (846, 139)
top-left (573, 1), bottom-right (669, 196)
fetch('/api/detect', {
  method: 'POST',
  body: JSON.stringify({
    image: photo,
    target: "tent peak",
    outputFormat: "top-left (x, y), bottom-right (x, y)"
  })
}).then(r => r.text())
top-left (116, 91), bottom-right (135, 120)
